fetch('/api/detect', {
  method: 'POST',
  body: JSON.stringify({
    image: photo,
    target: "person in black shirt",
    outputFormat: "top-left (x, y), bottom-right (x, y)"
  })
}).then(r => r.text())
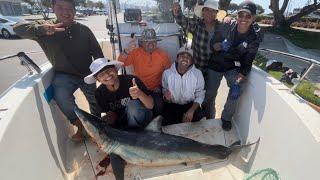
top-left (84, 58), bottom-right (154, 129)
top-left (203, 1), bottom-right (263, 131)
top-left (85, 58), bottom-right (154, 178)
top-left (14, 0), bottom-right (104, 141)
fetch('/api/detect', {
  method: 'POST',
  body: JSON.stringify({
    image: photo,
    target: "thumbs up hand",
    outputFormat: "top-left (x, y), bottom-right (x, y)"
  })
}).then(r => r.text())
top-left (129, 78), bottom-right (142, 99)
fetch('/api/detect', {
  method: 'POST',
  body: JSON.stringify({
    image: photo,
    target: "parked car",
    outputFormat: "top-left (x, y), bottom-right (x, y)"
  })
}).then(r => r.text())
top-left (0, 16), bottom-right (27, 39)
top-left (96, 10), bottom-right (107, 15)
top-left (31, 9), bottom-right (42, 15)
top-left (76, 11), bottom-right (86, 18)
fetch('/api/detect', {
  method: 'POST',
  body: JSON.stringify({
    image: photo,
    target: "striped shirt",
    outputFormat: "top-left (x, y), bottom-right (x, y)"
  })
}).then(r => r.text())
top-left (174, 13), bottom-right (225, 72)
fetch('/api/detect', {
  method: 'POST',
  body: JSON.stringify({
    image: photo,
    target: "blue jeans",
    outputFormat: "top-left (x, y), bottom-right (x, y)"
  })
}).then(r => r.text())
top-left (125, 100), bottom-right (153, 128)
top-left (203, 69), bottom-right (241, 121)
top-left (52, 72), bottom-right (100, 124)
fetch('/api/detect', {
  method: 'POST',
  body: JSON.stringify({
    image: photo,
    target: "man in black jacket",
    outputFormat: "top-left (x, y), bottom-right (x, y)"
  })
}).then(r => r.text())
top-left (203, 1), bottom-right (263, 131)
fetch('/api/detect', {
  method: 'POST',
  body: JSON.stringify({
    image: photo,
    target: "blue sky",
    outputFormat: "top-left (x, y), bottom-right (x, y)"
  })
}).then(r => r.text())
top-left (232, 0), bottom-right (310, 13)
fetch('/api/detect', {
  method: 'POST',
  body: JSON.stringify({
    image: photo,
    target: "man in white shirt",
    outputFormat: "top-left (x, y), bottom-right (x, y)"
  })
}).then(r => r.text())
top-left (162, 47), bottom-right (205, 125)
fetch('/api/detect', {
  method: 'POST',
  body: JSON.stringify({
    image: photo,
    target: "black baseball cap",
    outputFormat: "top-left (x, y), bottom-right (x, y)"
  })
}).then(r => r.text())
top-left (238, 1), bottom-right (256, 15)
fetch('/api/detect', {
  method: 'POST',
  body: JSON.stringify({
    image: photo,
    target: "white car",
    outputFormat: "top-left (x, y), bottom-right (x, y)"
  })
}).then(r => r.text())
top-left (0, 16), bottom-right (27, 39)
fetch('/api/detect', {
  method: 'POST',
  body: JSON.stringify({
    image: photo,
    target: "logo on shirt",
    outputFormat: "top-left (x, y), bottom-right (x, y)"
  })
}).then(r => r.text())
top-left (108, 97), bottom-right (131, 111)
top-left (242, 41), bottom-right (248, 48)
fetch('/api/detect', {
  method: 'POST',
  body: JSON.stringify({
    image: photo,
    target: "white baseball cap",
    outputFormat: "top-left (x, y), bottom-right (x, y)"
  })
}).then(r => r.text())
top-left (177, 46), bottom-right (193, 58)
top-left (84, 58), bottom-right (123, 84)
top-left (194, 0), bottom-right (227, 21)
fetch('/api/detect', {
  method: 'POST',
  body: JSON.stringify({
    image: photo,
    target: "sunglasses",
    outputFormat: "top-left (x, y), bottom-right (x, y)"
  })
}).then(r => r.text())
top-left (238, 12), bottom-right (252, 19)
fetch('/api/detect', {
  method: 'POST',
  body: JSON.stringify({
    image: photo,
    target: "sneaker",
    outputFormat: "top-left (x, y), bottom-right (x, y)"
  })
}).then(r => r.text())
top-left (221, 119), bottom-right (232, 131)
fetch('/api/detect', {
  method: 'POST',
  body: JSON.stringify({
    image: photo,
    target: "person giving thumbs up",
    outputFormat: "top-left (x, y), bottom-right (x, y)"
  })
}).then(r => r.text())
top-left (129, 78), bottom-right (154, 109)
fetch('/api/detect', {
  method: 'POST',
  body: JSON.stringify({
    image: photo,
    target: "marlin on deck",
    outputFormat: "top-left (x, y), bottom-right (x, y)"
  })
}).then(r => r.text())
top-left (74, 107), bottom-right (258, 167)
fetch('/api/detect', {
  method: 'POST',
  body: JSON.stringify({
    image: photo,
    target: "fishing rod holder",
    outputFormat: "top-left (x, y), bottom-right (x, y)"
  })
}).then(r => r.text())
top-left (17, 52), bottom-right (42, 75)
top-left (20, 60), bottom-right (34, 75)
top-left (0, 52), bottom-right (42, 75)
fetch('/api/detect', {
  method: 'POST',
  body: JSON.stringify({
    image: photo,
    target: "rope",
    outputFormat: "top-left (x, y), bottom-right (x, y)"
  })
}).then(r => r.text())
top-left (83, 140), bottom-right (98, 180)
top-left (244, 168), bottom-right (280, 180)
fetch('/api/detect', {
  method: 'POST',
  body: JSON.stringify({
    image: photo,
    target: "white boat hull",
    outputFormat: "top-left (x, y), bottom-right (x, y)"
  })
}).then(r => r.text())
top-left (0, 51), bottom-right (320, 179)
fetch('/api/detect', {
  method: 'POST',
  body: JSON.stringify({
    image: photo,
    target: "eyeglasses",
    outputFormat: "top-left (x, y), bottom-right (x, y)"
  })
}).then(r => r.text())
top-left (238, 12), bottom-right (252, 19)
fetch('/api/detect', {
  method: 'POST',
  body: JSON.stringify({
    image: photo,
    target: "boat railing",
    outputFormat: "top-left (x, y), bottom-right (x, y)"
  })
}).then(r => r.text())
top-left (0, 51), bottom-right (43, 75)
top-left (258, 48), bottom-right (319, 91)
top-left (256, 48), bottom-right (320, 110)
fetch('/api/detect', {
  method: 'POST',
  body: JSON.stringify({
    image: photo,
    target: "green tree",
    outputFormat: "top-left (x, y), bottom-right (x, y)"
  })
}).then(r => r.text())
top-left (228, 3), bottom-right (239, 13)
top-left (270, 0), bottom-right (320, 28)
top-left (95, 1), bottom-right (105, 10)
top-left (256, 4), bottom-right (265, 14)
top-left (86, 0), bottom-right (95, 8)
top-left (75, 0), bottom-right (86, 6)
top-left (41, 0), bottom-right (51, 8)
top-left (219, 0), bottom-right (232, 10)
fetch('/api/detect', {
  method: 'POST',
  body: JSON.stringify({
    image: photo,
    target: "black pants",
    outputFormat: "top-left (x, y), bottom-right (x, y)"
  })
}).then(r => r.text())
top-left (162, 102), bottom-right (204, 126)
top-left (151, 90), bottom-right (164, 116)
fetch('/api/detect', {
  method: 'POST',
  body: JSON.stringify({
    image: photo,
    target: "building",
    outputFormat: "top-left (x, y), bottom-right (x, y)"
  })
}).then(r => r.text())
top-left (0, 0), bottom-right (23, 16)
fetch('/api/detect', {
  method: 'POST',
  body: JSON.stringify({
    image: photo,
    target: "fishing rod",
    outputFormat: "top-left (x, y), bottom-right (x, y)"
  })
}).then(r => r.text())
top-left (111, 0), bottom-right (123, 52)
top-left (106, 0), bottom-right (116, 60)
top-left (110, 0), bottom-right (126, 75)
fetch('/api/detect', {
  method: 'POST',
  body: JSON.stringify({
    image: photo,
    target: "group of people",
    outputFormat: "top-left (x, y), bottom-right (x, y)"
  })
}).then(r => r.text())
top-left (13, 0), bottom-right (263, 142)
top-left (173, 0), bottom-right (263, 130)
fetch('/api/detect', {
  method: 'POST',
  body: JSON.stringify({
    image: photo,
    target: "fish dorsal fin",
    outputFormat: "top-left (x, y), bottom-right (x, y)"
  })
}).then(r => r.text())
top-left (145, 115), bottom-right (163, 132)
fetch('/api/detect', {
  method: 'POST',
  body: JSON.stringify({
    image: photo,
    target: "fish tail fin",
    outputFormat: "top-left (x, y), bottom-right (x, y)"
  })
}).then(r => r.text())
top-left (229, 138), bottom-right (260, 151)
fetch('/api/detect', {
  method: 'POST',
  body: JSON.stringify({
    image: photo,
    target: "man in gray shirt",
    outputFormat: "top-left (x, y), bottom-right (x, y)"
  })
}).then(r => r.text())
top-left (14, 0), bottom-right (104, 140)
